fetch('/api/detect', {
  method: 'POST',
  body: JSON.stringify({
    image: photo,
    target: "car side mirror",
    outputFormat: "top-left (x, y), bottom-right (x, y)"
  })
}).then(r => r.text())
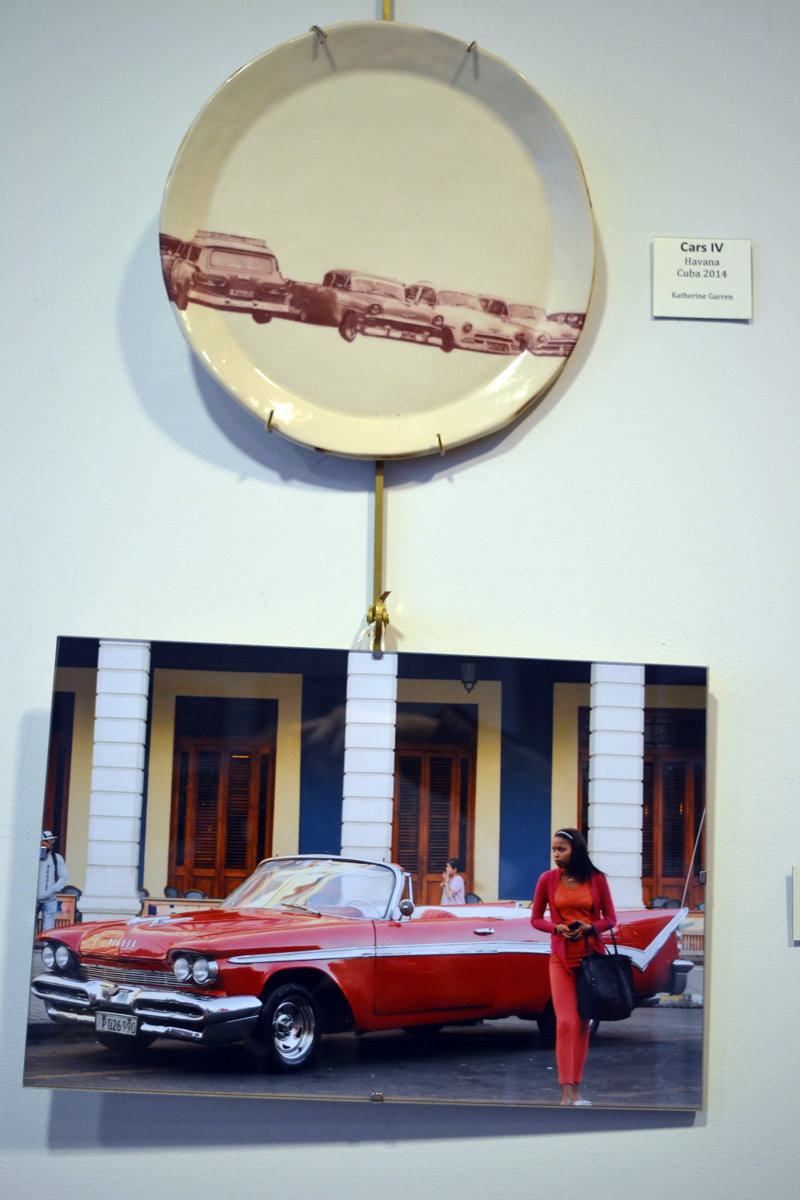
top-left (398, 899), bottom-right (414, 920)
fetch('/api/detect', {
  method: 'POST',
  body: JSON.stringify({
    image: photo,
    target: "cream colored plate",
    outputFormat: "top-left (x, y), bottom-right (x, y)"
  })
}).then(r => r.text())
top-left (161, 21), bottom-right (594, 458)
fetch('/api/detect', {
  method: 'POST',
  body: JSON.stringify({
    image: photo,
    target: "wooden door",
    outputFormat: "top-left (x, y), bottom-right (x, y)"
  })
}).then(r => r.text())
top-left (169, 737), bottom-right (274, 898)
top-left (642, 756), bottom-right (705, 909)
top-left (392, 747), bottom-right (475, 905)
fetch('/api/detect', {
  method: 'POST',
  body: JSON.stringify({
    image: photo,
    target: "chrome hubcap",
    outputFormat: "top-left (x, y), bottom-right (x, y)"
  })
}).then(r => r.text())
top-left (272, 998), bottom-right (315, 1062)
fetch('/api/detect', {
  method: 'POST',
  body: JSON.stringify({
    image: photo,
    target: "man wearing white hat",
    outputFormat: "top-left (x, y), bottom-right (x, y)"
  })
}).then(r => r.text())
top-left (37, 831), bottom-right (68, 932)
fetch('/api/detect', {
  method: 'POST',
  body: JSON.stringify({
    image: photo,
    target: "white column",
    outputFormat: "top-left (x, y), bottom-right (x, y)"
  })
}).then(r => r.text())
top-left (77, 640), bottom-right (151, 921)
top-left (340, 651), bottom-right (398, 862)
top-left (587, 662), bottom-right (645, 909)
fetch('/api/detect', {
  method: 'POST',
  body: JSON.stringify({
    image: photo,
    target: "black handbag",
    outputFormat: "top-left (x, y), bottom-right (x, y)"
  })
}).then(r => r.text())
top-left (575, 924), bottom-right (635, 1022)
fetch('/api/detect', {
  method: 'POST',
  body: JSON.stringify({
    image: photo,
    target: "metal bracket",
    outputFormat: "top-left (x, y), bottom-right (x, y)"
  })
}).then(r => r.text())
top-left (467, 41), bottom-right (478, 53)
top-left (264, 410), bottom-right (274, 433)
top-left (367, 460), bottom-right (390, 653)
top-left (310, 25), bottom-right (327, 42)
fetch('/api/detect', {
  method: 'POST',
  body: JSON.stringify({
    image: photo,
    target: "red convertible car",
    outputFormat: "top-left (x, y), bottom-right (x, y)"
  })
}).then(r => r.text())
top-left (32, 856), bottom-right (691, 1072)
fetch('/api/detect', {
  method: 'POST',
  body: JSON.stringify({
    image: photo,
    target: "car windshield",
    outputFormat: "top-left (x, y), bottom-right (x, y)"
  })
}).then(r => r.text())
top-left (350, 277), bottom-right (405, 301)
top-left (481, 298), bottom-right (509, 317)
top-left (220, 858), bottom-right (396, 919)
top-left (208, 250), bottom-right (276, 273)
top-left (437, 292), bottom-right (481, 310)
top-left (509, 304), bottom-right (544, 321)
top-left (405, 286), bottom-right (436, 304)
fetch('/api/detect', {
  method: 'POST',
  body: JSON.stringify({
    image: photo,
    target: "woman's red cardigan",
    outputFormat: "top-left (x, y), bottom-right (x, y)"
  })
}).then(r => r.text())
top-left (531, 867), bottom-right (617, 967)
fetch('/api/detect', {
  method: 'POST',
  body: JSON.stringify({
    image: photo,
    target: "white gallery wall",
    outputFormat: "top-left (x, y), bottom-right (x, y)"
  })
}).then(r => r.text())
top-left (1, 0), bottom-right (798, 1194)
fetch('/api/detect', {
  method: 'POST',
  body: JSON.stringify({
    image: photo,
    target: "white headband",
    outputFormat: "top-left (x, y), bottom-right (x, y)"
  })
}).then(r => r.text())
top-left (554, 830), bottom-right (573, 840)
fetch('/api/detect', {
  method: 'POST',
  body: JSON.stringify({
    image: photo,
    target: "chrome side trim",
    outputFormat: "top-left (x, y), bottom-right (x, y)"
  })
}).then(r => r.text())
top-left (227, 914), bottom-right (685, 971)
top-left (229, 946), bottom-right (375, 965)
top-left (230, 942), bottom-right (552, 965)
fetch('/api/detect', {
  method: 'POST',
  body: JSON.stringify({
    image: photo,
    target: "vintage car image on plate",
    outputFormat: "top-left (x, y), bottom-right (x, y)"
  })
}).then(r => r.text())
top-left (160, 231), bottom-right (294, 323)
top-left (32, 855), bottom-right (692, 1073)
top-left (160, 21), bottom-right (595, 457)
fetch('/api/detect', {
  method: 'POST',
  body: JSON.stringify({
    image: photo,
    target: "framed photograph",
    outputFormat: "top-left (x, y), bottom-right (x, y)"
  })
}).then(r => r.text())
top-left (25, 637), bottom-right (707, 1109)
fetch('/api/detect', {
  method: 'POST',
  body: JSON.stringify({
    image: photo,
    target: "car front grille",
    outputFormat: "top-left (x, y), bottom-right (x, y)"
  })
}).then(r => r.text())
top-left (77, 962), bottom-right (182, 989)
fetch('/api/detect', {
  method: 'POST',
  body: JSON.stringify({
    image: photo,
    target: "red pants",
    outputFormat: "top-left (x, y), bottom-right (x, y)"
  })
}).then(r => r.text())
top-left (549, 953), bottom-right (590, 1085)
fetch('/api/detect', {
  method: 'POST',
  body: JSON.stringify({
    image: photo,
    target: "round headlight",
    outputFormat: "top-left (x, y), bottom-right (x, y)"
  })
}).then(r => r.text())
top-left (173, 955), bottom-right (192, 983)
top-left (191, 957), bottom-right (218, 985)
top-left (42, 944), bottom-right (55, 970)
top-left (462, 322), bottom-right (472, 334)
top-left (54, 944), bottom-right (71, 970)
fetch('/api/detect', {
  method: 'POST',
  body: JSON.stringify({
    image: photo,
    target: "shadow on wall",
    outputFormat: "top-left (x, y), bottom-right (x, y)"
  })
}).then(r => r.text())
top-left (49, 1089), bottom-right (695, 1150)
top-left (116, 219), bottom-right (371, 492)
top-left (115, 219), bottom-right (607, 490)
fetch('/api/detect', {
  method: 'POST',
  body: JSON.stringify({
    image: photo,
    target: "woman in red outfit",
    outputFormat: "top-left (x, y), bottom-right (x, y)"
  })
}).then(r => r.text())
top-left (531, 827), bottom-right (616, 1106)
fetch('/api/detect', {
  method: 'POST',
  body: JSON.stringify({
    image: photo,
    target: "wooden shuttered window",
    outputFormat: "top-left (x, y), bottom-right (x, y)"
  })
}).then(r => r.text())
top-left (393, 747), bottom-right (475, 906)
top-left (395, 755), bottom-right (422, 873)
top-left (168, 698), bottom-right (277, 899)
top-left (426, 757), bottom-right (453, 873)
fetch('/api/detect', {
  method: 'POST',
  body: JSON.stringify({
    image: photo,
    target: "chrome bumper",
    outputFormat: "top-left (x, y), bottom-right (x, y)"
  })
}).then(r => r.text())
top-left (32, 974), bottom-right (261, 1045)
top-left (191, 294), bottom-right (291, 315)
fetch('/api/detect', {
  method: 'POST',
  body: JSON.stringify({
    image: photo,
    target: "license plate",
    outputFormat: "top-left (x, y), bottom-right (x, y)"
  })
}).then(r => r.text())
top-left (96, 1012), bottom-right (138, 1037)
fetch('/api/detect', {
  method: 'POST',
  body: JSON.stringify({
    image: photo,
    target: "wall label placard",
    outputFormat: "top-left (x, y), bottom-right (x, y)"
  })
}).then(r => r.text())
top-left (653, 237), bottom-right (752, 320)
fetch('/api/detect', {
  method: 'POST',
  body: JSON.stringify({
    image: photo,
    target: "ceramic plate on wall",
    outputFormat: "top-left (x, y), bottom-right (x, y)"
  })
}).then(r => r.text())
top-left (161, 21), bottom-right (594, 459)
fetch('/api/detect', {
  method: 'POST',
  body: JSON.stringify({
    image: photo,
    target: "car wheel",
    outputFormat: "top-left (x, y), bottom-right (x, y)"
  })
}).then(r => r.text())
top-left (536, 1001), bottom-right (556, 1048)
top-left (252, 311), bottom-right (272, 324)
top-left (402, 1024), bottom-right (443, 1039)
top-left (440, 327), bottom-right (455, 353)
top-left (245, 983), bottom-right (320, 1072)
top-left (96, 1029), bottom-right (156, 1055)
top-left (173, 278), bottom-right (191, 311)
top-left (339, 311), bottom-right (360, 343)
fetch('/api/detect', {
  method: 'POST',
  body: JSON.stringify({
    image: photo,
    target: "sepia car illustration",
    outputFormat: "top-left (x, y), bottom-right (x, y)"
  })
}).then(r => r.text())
top-left (503, 302), bottom-right (580, 357)
top-left (32, 856), bottom-right (692, 1072)
top-left (291, 271), bottom-right (451, 349)
top-left (405, 285), bottom-right (527, 355)
top-left (161, 230), bottom-right (294, 323)
top-left (547, 311), bottom-right (586, 331)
